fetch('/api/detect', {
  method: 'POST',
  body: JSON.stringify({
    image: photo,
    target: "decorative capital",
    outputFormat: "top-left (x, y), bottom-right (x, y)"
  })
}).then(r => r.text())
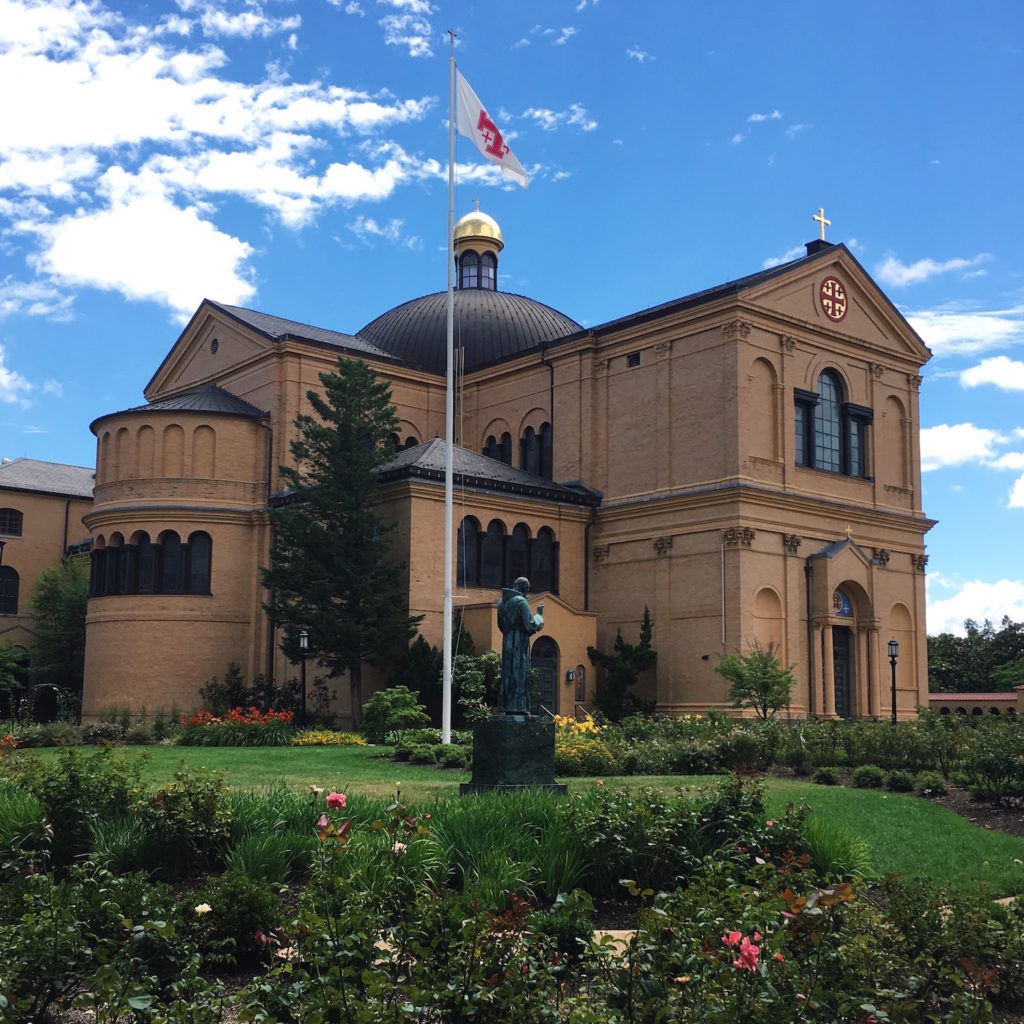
top-left (870, 362), bottom-right (885, 379)
top-left (906, 373), bottom-right (923, 391)
top-left (911, 553), bottom-right (929, 572)
top-left (779, 334), bottom-right (797, 353)
top-left (654, 339), bottom-right (672, 357)
top-left (593, 358), bottom-right (609, 377)
top-left (723, 526), bottom-right (756, 548)
top-left (654, 535), bottom-right (673, 557)
top-left (722, 318), bottom-right (752, 341)
top-left (592, 544), bottom-right (609, 563)
top-left (782, 533), bottom-right (801, 554)
top-left (872, 547), bottom-right (890, 567)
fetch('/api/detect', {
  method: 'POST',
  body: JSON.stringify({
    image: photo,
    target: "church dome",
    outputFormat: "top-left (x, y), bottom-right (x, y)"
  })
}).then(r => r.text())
top-left (356, 290), bottom-right (581, 374)
top-left (454, 209), bottom-right (503, 250)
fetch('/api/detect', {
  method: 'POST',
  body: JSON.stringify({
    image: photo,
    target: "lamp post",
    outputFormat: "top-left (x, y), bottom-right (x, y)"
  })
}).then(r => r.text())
top-left (299, 630), bottom-right (309, 727)
top-left (888, 638), bottom-right (899, 724)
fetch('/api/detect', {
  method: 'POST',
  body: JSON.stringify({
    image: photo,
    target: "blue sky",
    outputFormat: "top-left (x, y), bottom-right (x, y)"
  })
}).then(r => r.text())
top-left (1, 0), bottom-right (1023, 636)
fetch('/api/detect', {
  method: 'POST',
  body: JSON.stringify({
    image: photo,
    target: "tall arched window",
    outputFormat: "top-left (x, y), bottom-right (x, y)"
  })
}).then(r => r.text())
top-left (814, 371), bottom-right (843, 473)
top-left (460, 251), bottom-right (479, 289)
top-left (0, 508), bottom-right (23, 536)
top-left (480, 252), bottom-right (496, 290)
top-left (158, 531), bottom-right (184, 594)
top-left (508, 524), bottom-right (531, 582)
top-left (521, 427), bottom-right (540, 475)
top-left (457, 517), bottom-right (480, 586)
top-left (0, 567), bottom-right (18, 614)
top-left (531, 527), bottom-right (558, 594)
top-left (136, 533), bottom-right (157, 594)
top-left (499, 431), bottom-right (512, 465)
top-left (480, 520), bottom-right (506, 588)
top-left (540, 422), bottom-right (553, 480)
top-left (104, 542), bottom-right (122, 596)
top-left (187, 532), bottom-right (213, 594)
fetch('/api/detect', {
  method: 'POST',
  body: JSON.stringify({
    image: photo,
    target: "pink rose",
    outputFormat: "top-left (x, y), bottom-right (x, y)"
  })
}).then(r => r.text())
top-left (317, 813), bottom-right (329, 829)
top-left (327, 791), bottom-right (346, 810)
top-left (721, 930), bottom-right (742, 947)
top-left (766, 820), bottom-right (774, 828)
top-left (732, 936), bottom-right (759, 972)
top-left (774, 952), bottom-right (784, 963)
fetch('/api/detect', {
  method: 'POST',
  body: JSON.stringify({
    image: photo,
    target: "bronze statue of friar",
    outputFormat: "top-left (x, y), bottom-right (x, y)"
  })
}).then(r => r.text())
top-left (496, 576), bottom-right (544, 714)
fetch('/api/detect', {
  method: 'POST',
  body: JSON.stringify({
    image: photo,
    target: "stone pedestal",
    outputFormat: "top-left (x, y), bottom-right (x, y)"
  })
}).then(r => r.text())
top-left (460, 716), bottom-right (567, 795)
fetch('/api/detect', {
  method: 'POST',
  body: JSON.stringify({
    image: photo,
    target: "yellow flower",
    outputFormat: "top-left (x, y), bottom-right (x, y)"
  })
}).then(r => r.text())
top-left (195, 903), bottom-right (212, 915)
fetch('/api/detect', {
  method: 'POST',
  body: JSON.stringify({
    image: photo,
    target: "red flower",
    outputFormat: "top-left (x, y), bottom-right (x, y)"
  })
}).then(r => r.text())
top-left (327, 791), bottom-right (347, 810)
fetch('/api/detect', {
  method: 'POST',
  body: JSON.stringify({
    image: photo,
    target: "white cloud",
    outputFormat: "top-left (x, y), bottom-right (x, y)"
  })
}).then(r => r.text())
top-left (523, 104), bottom-right (597, 132)
top-left (195, 5), bottom-right (301, 40)
top-left (626, 46), bottom-right (652, 62)
top-left (729, 132), bottom-right (745, 145)
top-left (0, 277), bottom-right (74, 320)
top-left (748, 109), bottom-right (781, 122)
top-left (0, 345), bottom-right (32, 407)
top-left (1011, 475), bottom-right (1024, 508)
top-left (513, 37), bottom-right (529, 48)
top-left (785, 123), bottom-right (809, 138)
top-left (988, 452), bottom-right (1024, 470)
top-left (349, 215), bottom-right (418, 248)
top-left (874, 252), bottom-right (991, 287)
top-left (42, 379), bottom-right (63, 397)
top-left (920, 422), bottom-right (1006, 472)
top-left (32, 187), bottom-right (255, 318)
top-left (377, 0), bottom-right (433, 57)
top-left (553, 27), bottom-right (577, 45)
top-left (927, 578), bottom-right (1024, 635)
top-left (906, 305), bottom-right (1024, 357)
top-left (762, 244), bottom-right (804, 269)
top-left (960, 355), bottom-right (1024, 391)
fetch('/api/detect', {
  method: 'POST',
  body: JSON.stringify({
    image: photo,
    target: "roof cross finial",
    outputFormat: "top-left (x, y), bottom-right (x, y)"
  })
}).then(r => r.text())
top-left (845, 524), bottom-right (853, 540)
top-left (813, 206), bottom-right (831, 241)
top-left (473, 196), bottom-right (480, 212)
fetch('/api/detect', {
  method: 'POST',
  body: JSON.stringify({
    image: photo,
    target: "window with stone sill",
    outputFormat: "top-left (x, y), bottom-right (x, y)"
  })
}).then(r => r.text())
top-left (794, 370), bottom-right (873, 479)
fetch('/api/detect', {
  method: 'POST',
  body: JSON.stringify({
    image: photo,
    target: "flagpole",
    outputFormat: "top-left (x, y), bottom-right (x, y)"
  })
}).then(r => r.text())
top-left (441, 28), bottom-right (456, 745)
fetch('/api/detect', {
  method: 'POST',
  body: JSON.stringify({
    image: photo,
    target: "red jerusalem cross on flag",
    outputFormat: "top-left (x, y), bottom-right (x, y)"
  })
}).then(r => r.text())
top-left (455, 70), bottom-right (529, 189)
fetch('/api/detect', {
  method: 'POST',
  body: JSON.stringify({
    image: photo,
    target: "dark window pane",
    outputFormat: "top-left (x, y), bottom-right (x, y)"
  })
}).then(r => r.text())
top-left (0, 567), bottom-right (18, 614)
top-left (159, 532), bottom-right (184, 594)
top-left (460, 252), bottom-right (479, 289)
top-left (532, 528), bottom-right (556, 594)
top-left (795, 403), bottom-right (806, 466)
top-left (500, 432), bottom-right (512, 465)
top-left (814, 372), bottom-right (842, 473)
top-left (188, 532), bottom-right (212, 594)
top-left (483, 436), bottom-right (498, 460)
top-left (119, 545), bottom-right (137, 594)
top-left (508, 524), bottom-right (530, 582)
top-left (0, 508), bottom-right (23, 536)
top-left (521, 427), bottom-right (540, 475)
top-left (480, 520), bottom-right (505, 588)
top-left (540, 422), bottom-right (553, 480)
top-left (104, 547), bottom-right (122, 595)
top-left (137, 535), bottom-right (156, 594)
top-left (457, 517), bottom-right (480, 586)
top-left (481, 254), bottom-right (496, 290)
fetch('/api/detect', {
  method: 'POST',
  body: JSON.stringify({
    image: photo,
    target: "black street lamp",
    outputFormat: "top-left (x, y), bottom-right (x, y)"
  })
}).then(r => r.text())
top-left (299, 630), bottom-right (309, 727)
top-left (888, 638), bottom-right (900, 724)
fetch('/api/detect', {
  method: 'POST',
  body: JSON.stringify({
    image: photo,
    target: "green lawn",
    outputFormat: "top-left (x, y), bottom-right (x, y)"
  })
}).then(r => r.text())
top-left (21, 746), bottom-right (1024, 895)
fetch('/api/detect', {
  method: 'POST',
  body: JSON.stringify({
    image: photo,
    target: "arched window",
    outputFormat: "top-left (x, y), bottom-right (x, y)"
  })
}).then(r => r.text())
top-left (480, 520), bottom-right (506, 588)
top-left (136, 533), bottom-right (156, 594)
top-left (480, 253), bottom-right (496, 290)
top-left (540, 422), bottom-right (553, 480)
top-left (158, 531), bottom-right (184, 594)
top-left (403, 436), bottom-right (418, 449)
top-left (89, 549), bottom-right (105, 596)
top-left (0, 566), bottom-right (18, 614)
top-left (119, 539), bottom-right (137, 594)
top-left (483, 435), bottom-right (498, 460)
top-left (499, 431), bottom-right (512, 465)
top-left (104, 543), bottom-right (122, 596)
top-left (388, 432), bottom-right (401, 451)
top-left (531, 527), bottom-right (558, 594)
top-left (0, 508), bottom-right (23, 537)
top-left (508, 524), bottom-right (531, 582)
top-left (521, 427), bottom-right (540, 475)
top-left (460, 251), bottom-right (479, 289)
top-left (187, 532), bottom-right (212, 594)
top-left (794, 369), bottom-right (872, 478)
top-left (457, 517), bottom-right (480, 586)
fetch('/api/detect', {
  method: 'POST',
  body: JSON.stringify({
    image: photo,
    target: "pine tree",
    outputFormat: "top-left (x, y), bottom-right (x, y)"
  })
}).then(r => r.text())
top-left (587, 606), bottom-right (657, 722)
top-left (262, 358), bottom-right (421, 727)
top-left (30, 556), bottom-right (89, 692)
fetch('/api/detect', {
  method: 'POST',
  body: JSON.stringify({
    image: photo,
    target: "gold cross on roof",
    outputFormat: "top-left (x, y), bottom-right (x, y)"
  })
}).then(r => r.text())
top-left (845, 525), bottom-right (853, 539)
top-left (473, 196), bottom-right (480, 212)
top-left (813, 206), bottom-right (831, 241)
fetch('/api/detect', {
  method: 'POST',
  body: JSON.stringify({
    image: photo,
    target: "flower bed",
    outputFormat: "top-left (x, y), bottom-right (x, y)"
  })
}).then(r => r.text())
top-left (178, 706), bottom-right (295, 746)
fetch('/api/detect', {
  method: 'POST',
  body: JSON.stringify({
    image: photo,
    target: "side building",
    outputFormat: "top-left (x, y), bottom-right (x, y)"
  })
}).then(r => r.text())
top-left (80, 213), bottom-right (933, 724)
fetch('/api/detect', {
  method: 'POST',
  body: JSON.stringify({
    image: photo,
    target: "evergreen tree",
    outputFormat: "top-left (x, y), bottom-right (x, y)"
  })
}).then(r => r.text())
top-left (30, 556), bottom-right (89, 693)
top-left (262, 358), bottom-right (420, 727)
top-left (587, 606), bottom-right (657, 722)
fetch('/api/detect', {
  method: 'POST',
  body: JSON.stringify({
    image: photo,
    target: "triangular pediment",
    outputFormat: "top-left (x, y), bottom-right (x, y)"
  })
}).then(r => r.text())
top-left (742, 245), bottom-right (931, 366)
top-left (145, 300), bottom-right (274, 400)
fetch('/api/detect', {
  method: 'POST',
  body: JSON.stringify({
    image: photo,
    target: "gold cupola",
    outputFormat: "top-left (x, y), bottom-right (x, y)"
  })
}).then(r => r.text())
top-left (454, 204), bottom-right (502, 290)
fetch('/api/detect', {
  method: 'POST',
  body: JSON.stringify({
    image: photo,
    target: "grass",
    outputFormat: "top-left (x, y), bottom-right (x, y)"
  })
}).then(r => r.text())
top-left (15, 747), bottom-right (1024, 896)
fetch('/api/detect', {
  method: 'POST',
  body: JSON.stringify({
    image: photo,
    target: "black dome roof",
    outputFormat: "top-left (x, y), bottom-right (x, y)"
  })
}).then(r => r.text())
top-left (356, 290), bottom-right (581, 374)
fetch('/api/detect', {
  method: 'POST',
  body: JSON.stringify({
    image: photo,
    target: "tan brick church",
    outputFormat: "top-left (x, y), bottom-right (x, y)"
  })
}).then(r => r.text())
top-left (76, 209), bottom-right (932, 725)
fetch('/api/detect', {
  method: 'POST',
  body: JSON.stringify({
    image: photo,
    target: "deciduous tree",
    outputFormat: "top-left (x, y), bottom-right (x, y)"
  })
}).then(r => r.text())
top-left (715, 641), bottom-right (795, 719)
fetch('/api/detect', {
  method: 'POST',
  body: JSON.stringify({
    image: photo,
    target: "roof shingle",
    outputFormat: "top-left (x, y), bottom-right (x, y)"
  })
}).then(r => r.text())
top-left (0, 457), bottom-right (95, 498)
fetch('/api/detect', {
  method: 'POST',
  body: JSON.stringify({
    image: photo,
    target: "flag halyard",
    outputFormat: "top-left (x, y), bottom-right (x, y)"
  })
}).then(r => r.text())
top-left (455, 70), bottom-right (528, 189)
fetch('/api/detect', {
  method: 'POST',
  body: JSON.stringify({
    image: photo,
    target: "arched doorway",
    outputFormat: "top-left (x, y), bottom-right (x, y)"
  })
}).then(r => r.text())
top-left (831, 588), bottom-right (855, 719)
top-left (531, 636), bottom-right (559, 715)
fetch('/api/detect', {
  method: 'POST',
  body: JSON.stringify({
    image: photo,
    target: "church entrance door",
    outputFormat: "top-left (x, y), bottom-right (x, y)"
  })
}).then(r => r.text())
top-left (832, 626), bottom-right (852, 719)
top-left (531, 636), bottom-right (559, 715)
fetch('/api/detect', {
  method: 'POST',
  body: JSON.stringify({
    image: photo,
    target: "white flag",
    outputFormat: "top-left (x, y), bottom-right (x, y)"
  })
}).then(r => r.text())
top-left (455, 70), bottom-right (529, 189)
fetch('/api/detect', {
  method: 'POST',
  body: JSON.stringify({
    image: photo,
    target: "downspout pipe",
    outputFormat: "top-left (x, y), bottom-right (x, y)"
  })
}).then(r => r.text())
top-left (805, 558), bottom-right (815, 717)
top-left (257, 418), bottom-right (275, 689)
top-left (540, 344), bottom-right (554, 445)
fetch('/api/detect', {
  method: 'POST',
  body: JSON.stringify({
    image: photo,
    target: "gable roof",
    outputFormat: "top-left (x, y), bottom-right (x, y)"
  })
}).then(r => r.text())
top-left (376, 438), bottom-right (601, 506)
top-left (0, 457), bottom-right (95, 499)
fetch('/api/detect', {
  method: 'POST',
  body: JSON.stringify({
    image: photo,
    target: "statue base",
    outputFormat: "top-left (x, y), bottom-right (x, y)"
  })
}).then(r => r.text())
top-left (460, 716), bottom-right (567, 796)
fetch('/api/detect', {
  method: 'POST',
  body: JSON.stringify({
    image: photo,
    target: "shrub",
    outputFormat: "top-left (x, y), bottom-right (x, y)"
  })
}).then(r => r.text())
top-left (438, 745), bottom-right (469, 769)
top-left (528, 888), bottom-right (594, 956)
top-left (193, 869), bottom-right (282, 964)
top-left (885, 769), bottom-right (916, 792)
top-left (802, 816), bottom-right (873, 880)
top-left (408, 742), bottom-right (439, 764)
top-left (360, 685), bottom-right (430, 744)
top-left (811, 766), bottom-right (842, 786)
top-left (80, 721), bottom-right (125, 744)
top-left (554, 736), bottom-right (619, 776)
top-left (963, 719), bottom-right (1024, 804)
top-left (292, 728), bottom-right (366, 746)
top-left (915, 769), bottom-right (949, 798)
top-left (852, 764), bottom-right (885, 788)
